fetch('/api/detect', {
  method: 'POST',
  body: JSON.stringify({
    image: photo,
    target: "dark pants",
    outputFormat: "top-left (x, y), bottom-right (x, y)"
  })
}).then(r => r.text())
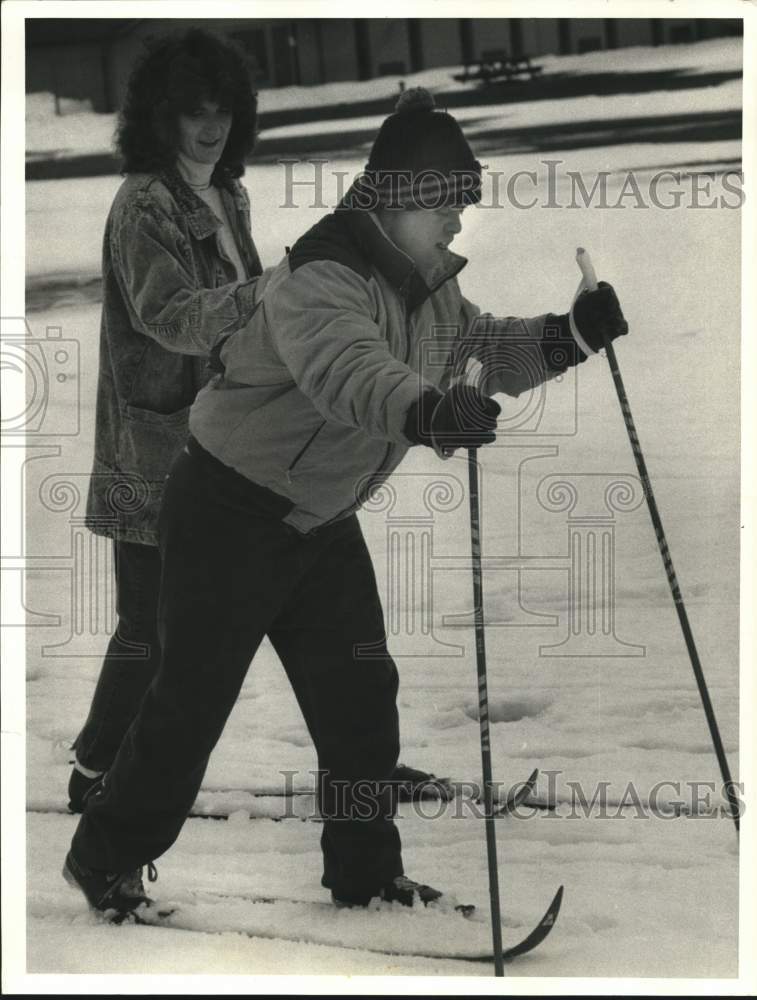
top-left (74, 541), bottom-right (162, 774)
top-left (72, 442), bottom-right (403, 901)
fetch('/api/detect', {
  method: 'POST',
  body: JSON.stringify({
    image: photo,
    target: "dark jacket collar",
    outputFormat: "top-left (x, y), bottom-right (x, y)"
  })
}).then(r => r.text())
top-left (349, 211), bottom-right (467, 311)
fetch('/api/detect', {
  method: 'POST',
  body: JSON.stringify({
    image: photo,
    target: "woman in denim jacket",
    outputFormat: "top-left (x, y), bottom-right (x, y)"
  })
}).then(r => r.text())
top-left (70, 30), bottom-right (442, 813)
top-left (68, 29), bottom-right (264, 802)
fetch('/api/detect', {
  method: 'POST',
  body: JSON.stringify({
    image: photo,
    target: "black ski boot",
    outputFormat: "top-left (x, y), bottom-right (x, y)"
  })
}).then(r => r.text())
top-left (332, 875), bottom-right (443, 909)
top-left (63, 850), bottom-right (158, 922)
top-left (391, 764), bottom-right (454, 802)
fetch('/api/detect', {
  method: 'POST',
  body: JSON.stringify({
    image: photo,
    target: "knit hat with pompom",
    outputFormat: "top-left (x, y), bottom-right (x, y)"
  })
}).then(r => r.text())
top-left (355, 87), bottom-right (481, 209)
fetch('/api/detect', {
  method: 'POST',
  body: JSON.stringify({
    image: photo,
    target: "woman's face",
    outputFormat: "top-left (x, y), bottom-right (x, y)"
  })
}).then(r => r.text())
top-left (176, 100), bottom-right (233, 166)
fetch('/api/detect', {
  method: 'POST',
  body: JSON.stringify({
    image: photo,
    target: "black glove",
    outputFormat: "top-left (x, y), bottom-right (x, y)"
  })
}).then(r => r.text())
top-left (404, 385), bottom-right (501, 452)
top-left (571, 281), bottom-right (629, 354)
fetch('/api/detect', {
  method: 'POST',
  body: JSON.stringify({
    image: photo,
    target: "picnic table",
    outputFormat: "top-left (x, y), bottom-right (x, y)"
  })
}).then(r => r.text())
top-left (453, 50), bottom-right (544, 85)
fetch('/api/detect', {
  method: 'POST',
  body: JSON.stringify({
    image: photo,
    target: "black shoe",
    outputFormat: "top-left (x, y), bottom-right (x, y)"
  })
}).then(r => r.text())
top-left (63, 850), bottom-right (158, 922)
top-left (391, 763), bottom-right (454, 803)
top-left (332, 875), bottom-right (443, 909)
top-left (67, 768), bottom-right (104, 814)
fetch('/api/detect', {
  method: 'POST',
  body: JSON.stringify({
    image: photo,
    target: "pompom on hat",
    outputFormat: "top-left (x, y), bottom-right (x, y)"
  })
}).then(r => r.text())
top-left (350, 87), bottom-right (482, 210)
top-left (393, 86), bottom-right (436, 113)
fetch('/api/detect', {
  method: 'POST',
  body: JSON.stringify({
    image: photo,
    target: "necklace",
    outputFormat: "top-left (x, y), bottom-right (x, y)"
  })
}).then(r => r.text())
top-left (175, 152), bottom-right (214, 192)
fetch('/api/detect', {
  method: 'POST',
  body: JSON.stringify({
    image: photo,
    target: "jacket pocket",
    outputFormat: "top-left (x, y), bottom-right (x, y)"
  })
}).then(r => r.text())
top-left (120, 403), bottom-right (191, 483)
top-left (124, 403), bottom-right (191, 426)
top-left (285, 420), bottom-right (327, 482)
top-left (283, 419), bottom-right (388, 511)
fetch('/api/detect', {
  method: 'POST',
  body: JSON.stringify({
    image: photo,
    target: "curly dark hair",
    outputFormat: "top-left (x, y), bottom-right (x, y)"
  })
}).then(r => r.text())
top-left (116, 28), bottom-right (257, 181)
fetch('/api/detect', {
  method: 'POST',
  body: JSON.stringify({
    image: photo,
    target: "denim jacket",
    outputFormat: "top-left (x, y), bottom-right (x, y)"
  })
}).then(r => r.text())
top-left (85, 168), bottom-right (263, 545)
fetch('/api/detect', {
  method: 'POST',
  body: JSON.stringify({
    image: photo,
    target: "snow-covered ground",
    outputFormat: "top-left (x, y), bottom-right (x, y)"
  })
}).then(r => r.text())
top-left (9, 35), bottom-right (750, 987)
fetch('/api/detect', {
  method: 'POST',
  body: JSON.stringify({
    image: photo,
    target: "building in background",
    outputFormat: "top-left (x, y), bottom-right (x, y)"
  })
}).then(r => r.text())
top-left (26, 17), bottom-right (742, 115)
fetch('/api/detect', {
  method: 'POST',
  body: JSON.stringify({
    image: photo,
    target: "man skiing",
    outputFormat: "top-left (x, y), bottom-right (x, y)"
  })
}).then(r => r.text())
top-left (64, 87), bottom-right (628, 919)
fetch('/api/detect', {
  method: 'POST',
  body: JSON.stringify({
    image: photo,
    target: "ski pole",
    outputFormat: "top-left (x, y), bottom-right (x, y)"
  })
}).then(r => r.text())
top-left (467, 446), bottom-right (505, 976)
top-left (576, 248), bottom-right (740, 833)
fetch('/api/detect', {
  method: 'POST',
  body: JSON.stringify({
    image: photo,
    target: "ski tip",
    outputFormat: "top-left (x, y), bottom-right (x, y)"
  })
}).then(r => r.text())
top-left (499, 884), bottom-right (565, 964)
top-left (538, 885), bottom-right (564, 928)
top-left (542, 885), bottom-right (565, 923)
top-left (498, 768), bottom-right (540, 815)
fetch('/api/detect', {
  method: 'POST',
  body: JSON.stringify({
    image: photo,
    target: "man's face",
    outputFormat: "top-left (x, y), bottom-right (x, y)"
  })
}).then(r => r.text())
top-left (176, 100), bottom-right (233, 166)
top-left (379, 205), bottom-right (466, 273)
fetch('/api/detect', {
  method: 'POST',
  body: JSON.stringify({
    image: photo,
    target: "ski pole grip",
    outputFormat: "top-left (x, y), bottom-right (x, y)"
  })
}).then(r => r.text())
top-left (461, 357), bottom-right (484, 387)
top-left (576, 247), bottom-right (599, 292)
top-left (442, 358), bottom-right (485, 457)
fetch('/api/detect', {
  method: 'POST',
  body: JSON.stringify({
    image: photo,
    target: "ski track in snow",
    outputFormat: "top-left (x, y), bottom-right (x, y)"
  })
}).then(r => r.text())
top-left (18, 38), bottom-right (741, 978)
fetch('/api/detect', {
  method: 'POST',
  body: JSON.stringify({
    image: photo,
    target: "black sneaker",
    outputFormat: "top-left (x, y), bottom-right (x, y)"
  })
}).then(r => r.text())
top-left (67, 769), bottom-right (104, 814)
top-left (333, 875), bottom-right (443, 909)
top-left (391, 764), bottom-right (454, 803)
top-left (63, 850), bottom-right (158, 922)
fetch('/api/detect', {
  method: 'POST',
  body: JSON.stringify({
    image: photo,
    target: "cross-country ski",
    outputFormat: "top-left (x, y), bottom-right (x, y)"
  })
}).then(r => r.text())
top-left (65, 881), bottom-right (564, 965)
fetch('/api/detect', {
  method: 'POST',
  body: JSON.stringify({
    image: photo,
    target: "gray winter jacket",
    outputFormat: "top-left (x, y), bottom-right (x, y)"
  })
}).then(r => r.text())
top-left (85, 168), bottom-right (263, 545)
top-left (190, 207), bottom-right (585, 534)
